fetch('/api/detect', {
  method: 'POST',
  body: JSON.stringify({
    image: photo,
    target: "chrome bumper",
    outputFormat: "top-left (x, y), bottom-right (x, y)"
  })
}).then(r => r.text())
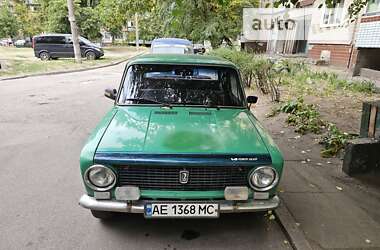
top-left (79, 194), bottom-right (280, 214)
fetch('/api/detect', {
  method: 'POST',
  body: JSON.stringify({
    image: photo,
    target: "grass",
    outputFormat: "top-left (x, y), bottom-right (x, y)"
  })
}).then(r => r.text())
top-left (0, 46), bottom-right (144, 77)
top-left (279, 59), bottom-right (377, 96)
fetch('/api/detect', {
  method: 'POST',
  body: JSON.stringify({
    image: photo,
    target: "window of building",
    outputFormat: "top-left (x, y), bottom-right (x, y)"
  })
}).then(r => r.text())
top-left (367, 0), bottom-right (380, 14)
top-left (322, 1), bottom-right (345, 26)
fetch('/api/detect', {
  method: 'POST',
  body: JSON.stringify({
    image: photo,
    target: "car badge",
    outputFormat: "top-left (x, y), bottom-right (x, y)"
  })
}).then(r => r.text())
top-left (179, 170), bottom-right (189, 184)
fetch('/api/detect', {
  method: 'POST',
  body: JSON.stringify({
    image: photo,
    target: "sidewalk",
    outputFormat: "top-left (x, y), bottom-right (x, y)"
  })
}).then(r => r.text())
top-left (253, 98), bottom-right (380, 250)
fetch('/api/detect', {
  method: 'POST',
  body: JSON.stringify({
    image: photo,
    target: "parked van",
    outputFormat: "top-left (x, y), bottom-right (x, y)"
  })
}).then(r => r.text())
top-left (32, 34), bottom-right (104, 60)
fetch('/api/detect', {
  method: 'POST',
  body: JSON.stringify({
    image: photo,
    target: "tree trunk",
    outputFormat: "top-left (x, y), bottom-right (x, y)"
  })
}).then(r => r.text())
top-left (135, 13), bottom-right (139, 49)
top-left (67, 0), bottom-right (82, 63)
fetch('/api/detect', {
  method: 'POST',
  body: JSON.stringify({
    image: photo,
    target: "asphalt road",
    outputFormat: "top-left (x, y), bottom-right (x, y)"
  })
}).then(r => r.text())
top-left (0, 64), bottom-right (290, 250)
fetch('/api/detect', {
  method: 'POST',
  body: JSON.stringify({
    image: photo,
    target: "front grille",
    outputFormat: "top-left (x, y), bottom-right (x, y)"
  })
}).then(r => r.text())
top-left (117, 166), bottom-right (252, 191)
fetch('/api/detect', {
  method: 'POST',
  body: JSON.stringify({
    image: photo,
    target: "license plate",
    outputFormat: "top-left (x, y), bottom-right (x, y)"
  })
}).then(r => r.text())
top-left (144, 203), bottom-right (219, 218)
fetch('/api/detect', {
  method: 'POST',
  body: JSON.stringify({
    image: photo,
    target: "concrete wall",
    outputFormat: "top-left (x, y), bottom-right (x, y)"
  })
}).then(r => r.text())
top-left (307, 0), bottom-right (355, 45)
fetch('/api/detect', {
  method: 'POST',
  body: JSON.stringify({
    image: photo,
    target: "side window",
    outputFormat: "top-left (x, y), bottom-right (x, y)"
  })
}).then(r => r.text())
top-left (50, 36), bottom-right (66, 44)
top-left (36, 37), bottom-right (46, 44)
top-left (36, 36), bottom-right (66, 44)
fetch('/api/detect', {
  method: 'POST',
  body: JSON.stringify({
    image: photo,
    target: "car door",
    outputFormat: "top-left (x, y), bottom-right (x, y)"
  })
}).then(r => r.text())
top-left (63, 36), bottom-right (75, 58)
top-left (47, 36), bottom-right (67, 58)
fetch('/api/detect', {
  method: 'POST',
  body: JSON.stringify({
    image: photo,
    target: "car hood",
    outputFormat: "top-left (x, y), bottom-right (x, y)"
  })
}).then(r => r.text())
top-left (96, 106), bottom-right (270, 155)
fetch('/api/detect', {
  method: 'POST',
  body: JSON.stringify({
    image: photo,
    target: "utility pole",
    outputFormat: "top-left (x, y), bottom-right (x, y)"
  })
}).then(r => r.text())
top-left (135, 13), bottom-right (139, 49)
top-left (67, 0), bottom-right (82, 63)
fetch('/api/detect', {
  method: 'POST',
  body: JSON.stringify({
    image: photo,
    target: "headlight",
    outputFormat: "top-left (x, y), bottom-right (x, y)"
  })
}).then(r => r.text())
top-left (84, 165), bottom-right (116, 191)
top-left (249, 166), bottom-right (279, 191)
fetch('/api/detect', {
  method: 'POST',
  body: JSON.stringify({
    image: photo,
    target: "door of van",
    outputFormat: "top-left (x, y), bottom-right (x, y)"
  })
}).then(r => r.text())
top-left (63, 36), bottom-right (75, 58)
top-left (37, 36), bottom-right (66, 58)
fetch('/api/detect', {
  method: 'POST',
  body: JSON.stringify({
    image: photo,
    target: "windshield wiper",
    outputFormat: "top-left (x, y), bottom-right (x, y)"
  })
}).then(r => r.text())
top-left (126, 98), bottom-right (172, 108)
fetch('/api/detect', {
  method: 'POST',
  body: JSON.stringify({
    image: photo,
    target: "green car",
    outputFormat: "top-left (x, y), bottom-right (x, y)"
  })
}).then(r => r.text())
top-left (79, 54), bottom-right (284, 219)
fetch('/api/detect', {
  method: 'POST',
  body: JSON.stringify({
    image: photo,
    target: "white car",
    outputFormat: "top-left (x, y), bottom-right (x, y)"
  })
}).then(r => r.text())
top-left (14, 39), bottom-right (26, 47)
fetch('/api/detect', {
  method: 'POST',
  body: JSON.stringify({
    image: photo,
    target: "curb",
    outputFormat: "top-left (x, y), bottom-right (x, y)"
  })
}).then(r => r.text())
top-left (0, 52), bottom-right (146, 82)
top-left (275, 197), bottom-right (313, 250)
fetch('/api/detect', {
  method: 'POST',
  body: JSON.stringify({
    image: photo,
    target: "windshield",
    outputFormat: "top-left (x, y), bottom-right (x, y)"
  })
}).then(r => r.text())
top-left (79, 36), bottom-right (97, 46)
top-left (118, 64), bottom-right (246, 107)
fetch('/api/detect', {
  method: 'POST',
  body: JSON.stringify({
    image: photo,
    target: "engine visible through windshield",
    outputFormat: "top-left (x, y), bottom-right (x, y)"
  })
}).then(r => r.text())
top-left (118, 64), bottom-right (246, 107)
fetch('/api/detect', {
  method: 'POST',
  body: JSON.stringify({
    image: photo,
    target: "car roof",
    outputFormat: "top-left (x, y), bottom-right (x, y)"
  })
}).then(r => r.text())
top-left (34, 34), bottom-right (71, 37)
top-left (128, 54), bottom-right (237, 68)
top-left (152, 38), bottom-right (192, 46)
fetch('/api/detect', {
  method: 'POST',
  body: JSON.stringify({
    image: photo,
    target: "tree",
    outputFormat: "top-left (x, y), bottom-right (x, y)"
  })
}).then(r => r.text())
top-left (0, 1), bottom-right (19, 38)
top-left (96, 0), bottom-right (127, 40)
top-left (149, 0), bottom-right (258, 47)
top-left (78, 7), bottom-right (101, 40)
top-left (38, 0), bottom-right (71, 33)
top-left (14, 3), bottom-right (42, 38)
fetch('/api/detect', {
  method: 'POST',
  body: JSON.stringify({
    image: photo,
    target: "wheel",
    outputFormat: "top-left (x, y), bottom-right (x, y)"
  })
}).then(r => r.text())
top-left (90, 210), bottom-right (115, 219)
top-left (39, 51), bottom-right (50, 61)
top-left (86, 51), bottom-right (96, 60)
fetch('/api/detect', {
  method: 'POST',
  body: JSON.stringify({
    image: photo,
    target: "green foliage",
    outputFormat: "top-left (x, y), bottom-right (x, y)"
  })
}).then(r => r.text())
top-left (277, 59), bottom-right (376, 95)
top-left (37, 0), bottom-right (72, 33)
top-left (145, 0), bottom-right (259, 47)
top-left (96, 0), bottom-right (127, 39)
top-left (14, 3), bottom-right (42, 37)
top-left (320, 123), bottom-right (355, 157)
top-left (278, 98), bottom-right (356, 157)
top-left (280, 98), bottom-right (325, 134)
top-left (209, 48), bottom-right (281, 101)
top-left (326, 74), bottom-right (376, 93)
top-left (78, 7), bottom-right (101, 40)
top-left (0, 2), bottom-right (19, 38)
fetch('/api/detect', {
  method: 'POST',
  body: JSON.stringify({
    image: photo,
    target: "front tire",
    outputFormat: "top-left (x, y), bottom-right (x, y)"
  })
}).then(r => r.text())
top-left (86, 51), bottom-right (96, 60)
top-left (39, 51), bottom-right (50, 61)
top-left (90, 210), bottom-right (115, 219)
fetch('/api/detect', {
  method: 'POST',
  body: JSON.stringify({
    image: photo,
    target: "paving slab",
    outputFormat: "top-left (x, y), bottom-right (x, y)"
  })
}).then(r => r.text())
top-left (254, 100), bottom-right (380, 250)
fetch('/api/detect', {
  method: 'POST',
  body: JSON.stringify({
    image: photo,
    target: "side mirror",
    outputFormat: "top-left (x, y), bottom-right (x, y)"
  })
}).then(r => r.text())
top-left (105, 88), bottom-right (117, 100)
top-left (247, 96), bottom-right (258, 108)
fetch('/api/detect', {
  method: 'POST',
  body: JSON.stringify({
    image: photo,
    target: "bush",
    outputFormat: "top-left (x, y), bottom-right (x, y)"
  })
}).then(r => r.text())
top-left (209, 48), bottom-right (282, 101)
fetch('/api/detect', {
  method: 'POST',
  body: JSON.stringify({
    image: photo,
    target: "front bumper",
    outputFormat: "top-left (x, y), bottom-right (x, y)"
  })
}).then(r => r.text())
top-left (78, 194), bottom-right (280, 214)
